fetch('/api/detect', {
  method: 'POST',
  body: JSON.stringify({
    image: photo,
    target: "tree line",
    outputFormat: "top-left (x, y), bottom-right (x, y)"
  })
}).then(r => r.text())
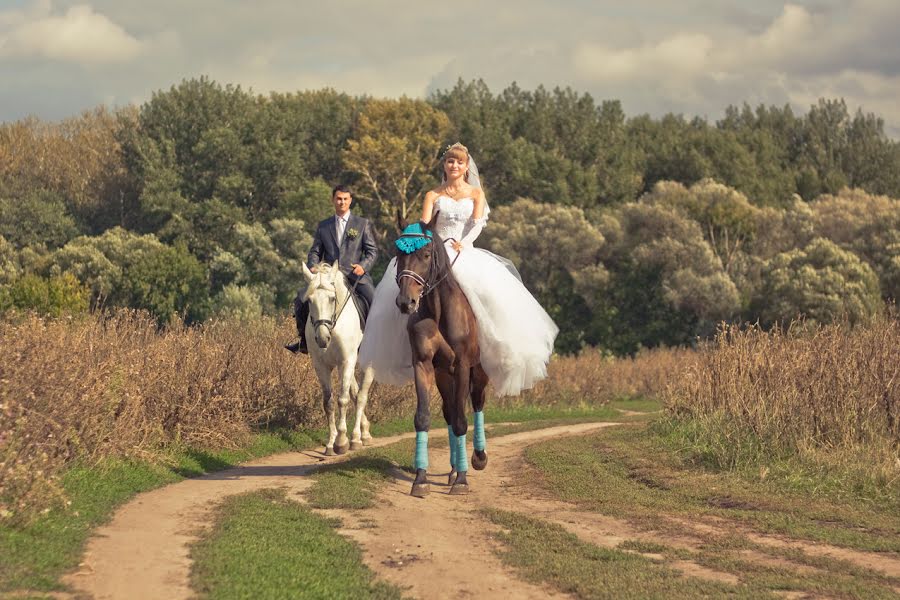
top-left (1, 77), bottom-right (898, 353)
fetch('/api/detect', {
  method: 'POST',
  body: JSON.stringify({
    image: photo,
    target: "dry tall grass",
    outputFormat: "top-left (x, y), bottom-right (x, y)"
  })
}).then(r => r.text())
top-left (665, 314), bottom-right (900, 474)
top-left (514, 346), bottom-right (693, 409)
top-left (1, 310), bottom-right (685, 520)
top-left (0, 311), bottom-right (410, 520)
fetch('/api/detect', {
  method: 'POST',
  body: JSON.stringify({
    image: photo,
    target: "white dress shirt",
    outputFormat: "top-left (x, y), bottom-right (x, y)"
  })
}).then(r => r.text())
top-left (335, 211), bottom-right (350, 244)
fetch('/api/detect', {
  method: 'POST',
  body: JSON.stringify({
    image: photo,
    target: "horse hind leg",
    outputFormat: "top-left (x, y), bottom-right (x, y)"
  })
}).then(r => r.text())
top-left (333, 360), bottom-right (356, 455)
top-left (471, 363), bottom-right (489, 471)
top-left (436, 370), bottom-right (457, 485)
top-left (351, 366), bottom-right (374, 450)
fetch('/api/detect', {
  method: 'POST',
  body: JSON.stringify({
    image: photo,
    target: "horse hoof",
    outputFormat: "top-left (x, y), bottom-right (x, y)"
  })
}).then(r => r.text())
top-left (411, 483), bottom-right (430, 498)
top-left (472, 450), bottom-right (488, 470)
top-left (449, 482), bottom-right (470, 495)
top-left (362, 435), bottom-right (373, 445)
top-left (350, 441), bottom-right (363, 451)
top-left (325, 447), bottom-right (336, 456)
top-left (447, 469), bottom-right (458, 486)
top-left (334, 444), bottom-right (349, 455)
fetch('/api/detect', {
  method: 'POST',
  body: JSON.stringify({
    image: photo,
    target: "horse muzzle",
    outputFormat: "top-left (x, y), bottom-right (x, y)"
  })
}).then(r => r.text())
top-left (396, 294), bottom-right (418, 315)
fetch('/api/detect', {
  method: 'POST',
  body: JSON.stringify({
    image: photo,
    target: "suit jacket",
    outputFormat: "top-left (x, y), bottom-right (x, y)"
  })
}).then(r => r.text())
top-left (307, 213), bottom-right (377, 287)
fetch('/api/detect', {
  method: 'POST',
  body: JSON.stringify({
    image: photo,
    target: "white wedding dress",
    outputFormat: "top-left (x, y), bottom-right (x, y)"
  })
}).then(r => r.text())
top-left (358, 195), bottom-right (558, 396)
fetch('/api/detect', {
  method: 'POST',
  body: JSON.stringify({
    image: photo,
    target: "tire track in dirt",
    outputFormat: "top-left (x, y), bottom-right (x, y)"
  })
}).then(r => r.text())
top-left (61, 420), bottom-right (900, 599)
top-left (62, 433), bottom-right (416, 600)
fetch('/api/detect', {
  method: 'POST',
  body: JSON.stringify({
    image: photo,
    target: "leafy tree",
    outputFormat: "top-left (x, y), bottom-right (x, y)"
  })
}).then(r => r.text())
top-left (810, 188), bottom-right (900, 300)
top-left (0, 107), bottom-right (132, 232)
top-left (480, 198), bottom-right (607, 352)
top-left (48, 227), bottom-right (209, 322)
top-left (0, 273), bottom-right (89, 317)
top-left (431, 80), bottom-right (642, 208)
top-left (342, 97), bottom-right (451, 230)
top-left (0, 190), bottom-right (79, 249)
top-left (121, 243), bottom-right (208, 324)
top-left (596, 202), bottom-right (740, 353)
top-left (642, 179), bottom-right (763, 275)
top-left (212, 284), bottom-right (263, 321)
top-left (271, 178), bottom-right (334, 234)
top-left (754, 237), bottom-right (882, 327)
top-left (0, 236), bottom-right (19, 285)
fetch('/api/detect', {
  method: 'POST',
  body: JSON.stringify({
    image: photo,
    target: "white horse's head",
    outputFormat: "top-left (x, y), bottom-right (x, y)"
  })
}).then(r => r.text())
top-left (301, 260), bottom-right (345, 349)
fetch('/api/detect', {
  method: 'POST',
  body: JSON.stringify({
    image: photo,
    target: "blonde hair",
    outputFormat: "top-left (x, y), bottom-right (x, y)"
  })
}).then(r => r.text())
top-left (441, 142), bottom-right (470, 182)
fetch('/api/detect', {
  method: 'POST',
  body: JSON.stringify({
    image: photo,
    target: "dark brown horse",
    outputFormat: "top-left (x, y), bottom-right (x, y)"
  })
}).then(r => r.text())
top-left (395, 210), bottom-right (489, 496)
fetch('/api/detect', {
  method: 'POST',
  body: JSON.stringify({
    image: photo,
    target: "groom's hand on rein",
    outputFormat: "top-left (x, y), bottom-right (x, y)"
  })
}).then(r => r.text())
top-left (351, 264), bottom-right (365, 276)
top-left (451, 241), bottom-right (463, 252)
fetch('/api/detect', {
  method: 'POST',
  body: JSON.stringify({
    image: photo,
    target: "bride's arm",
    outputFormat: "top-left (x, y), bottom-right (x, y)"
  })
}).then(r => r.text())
top-left (456, 190), bottom-right (487, 250)
top-left (420, 191), bottom-right (438, 223)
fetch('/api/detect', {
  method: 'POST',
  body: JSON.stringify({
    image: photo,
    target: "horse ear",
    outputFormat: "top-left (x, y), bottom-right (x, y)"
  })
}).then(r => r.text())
top-left (426, 209), bottom-right (440, 232)
top-left (301, 263), bottom-right (314, 282)
top-left (397, 210), bottom-right (408, 232)
top-left (331, 260), bottom-right (341, 281)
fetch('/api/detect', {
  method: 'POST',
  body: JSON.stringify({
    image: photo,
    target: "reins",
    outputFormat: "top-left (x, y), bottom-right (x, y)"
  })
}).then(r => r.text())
top-left (312, 274), bottom-right (362, 332)
top-left (396, 235), bottom-right (460, 298)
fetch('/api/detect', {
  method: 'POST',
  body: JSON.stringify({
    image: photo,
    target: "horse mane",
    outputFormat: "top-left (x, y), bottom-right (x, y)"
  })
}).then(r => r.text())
top-left (304, 262), bottom-right (348, 301)
top-left (421, 223), bottom-right (459, 293)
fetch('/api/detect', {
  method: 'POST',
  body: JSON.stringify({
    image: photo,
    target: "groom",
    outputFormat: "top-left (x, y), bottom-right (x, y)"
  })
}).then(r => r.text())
top-left (285, 185), bottom-right (378, 354)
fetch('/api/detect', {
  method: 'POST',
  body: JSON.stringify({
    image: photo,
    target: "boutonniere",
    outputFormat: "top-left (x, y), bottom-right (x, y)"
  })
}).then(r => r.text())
top-left (346, 227), bottom-right (360, 240)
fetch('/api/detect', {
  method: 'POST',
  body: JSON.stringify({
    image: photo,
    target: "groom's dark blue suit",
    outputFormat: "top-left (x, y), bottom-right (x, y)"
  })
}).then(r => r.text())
top-left (293, 212), bottom-right (378, 345)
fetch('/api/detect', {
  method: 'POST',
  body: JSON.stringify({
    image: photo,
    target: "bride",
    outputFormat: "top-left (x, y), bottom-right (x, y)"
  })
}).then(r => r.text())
top-left (358, 143), bottom-right (558, 396)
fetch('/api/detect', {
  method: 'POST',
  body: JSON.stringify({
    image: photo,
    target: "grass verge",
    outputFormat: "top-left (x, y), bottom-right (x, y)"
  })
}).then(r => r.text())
top-left (305, 401), bottom-right (639, 510)
top-left (190, 489), bottom-right (403, 600)
top-left (485, 508), bottom-right (766, 599)
top-left (1, 426), bottom-right (341, 593)
top-left (1, 399), bottom-right (629, 594)
top-left (520, 420), bottom-right (900, 598)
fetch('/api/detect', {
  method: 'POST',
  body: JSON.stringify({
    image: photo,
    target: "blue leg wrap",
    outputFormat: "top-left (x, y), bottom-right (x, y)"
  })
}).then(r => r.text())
top-left (474, 411), bottom-right (486, 451)
top-left (414, 431), bottom-right (429, 470)
top-left (456, 431), bottom-right (468, 472)
top-left (447, 425), bottom-right (458, 470)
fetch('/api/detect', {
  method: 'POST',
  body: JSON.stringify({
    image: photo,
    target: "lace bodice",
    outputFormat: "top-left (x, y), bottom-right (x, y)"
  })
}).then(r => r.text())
top-left (434, 196), bottom-right (485, 242)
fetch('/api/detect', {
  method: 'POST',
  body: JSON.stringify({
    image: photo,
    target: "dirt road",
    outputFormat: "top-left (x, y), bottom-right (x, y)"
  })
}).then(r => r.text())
top-left (62, 421), bottom-right (900, 599)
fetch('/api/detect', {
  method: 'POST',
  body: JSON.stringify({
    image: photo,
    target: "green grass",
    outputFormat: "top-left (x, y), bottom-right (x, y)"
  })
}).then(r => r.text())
top-left (520, 421), bottom-right (900, 598)
top-left (0, 397), bottom-right (637, 594)
top-left (0, 426), bottom-right (358, 594)
top-left (485, 508), bottom-right (767, 599)
top-left (190, 489), bottom-right (403, 600)
top-left (304, 401), bottom-right (637, 510)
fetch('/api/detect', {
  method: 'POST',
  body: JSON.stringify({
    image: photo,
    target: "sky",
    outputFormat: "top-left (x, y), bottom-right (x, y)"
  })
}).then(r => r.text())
top-left (2, 0), bottom-right (900, 135)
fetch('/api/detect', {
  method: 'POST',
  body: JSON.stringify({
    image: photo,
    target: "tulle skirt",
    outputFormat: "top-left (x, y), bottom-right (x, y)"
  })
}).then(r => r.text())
top-left (358, 244), bottom-right (558, 396)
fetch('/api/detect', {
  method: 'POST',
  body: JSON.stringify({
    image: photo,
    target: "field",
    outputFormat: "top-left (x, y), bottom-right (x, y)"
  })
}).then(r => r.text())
top-left (1, 312), bottom-right (898, 599)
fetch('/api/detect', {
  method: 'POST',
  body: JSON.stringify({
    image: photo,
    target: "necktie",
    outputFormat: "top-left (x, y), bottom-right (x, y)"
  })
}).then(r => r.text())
top-left (337, 217), bottom-right (346, 243)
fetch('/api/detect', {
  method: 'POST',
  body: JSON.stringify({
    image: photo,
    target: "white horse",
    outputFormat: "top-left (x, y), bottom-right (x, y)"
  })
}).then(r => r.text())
top-left (301, 260), bottom-right (374, 455)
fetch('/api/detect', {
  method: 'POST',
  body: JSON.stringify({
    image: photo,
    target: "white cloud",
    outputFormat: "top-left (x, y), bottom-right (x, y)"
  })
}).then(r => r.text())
top-left (0, 3), bottom-right (143, 64)
top-left (2, 1), bottom-right (900, 137)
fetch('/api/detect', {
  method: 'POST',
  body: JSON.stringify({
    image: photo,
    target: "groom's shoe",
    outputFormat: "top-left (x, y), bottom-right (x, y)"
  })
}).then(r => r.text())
top-left (284, 338), bottom-right (308, 354)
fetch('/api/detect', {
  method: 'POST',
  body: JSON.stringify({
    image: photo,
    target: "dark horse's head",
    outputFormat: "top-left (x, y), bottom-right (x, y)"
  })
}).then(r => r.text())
top-left (395, 210), bottom-right (449, 314)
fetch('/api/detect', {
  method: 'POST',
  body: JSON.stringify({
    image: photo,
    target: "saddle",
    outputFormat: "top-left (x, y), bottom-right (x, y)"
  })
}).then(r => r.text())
top-left (351, 292), bottom-right (369, 330)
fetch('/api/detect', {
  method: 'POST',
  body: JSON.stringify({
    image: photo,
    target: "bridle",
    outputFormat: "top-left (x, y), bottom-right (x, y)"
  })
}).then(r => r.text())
top-left (396, 233), bottom-right (460, 299)
top-left (310, 274), bottom-right (361, 332)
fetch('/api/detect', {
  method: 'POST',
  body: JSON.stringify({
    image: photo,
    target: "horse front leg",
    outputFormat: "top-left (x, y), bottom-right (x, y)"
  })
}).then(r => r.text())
top-left (410, 358), bottom-right (435, 498)
top-left (333, 357), bottom-right (355, 455)
top-left (470, 363), bottom-right (489, 470)
top-left (314, 361), bottom-right (337, 456)
top-left (351, 365), bottom-right (375, 450)
top-left (435, 370), bottom-right (457, 485)
top-left (449, 363), bottom-right (471, 495)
